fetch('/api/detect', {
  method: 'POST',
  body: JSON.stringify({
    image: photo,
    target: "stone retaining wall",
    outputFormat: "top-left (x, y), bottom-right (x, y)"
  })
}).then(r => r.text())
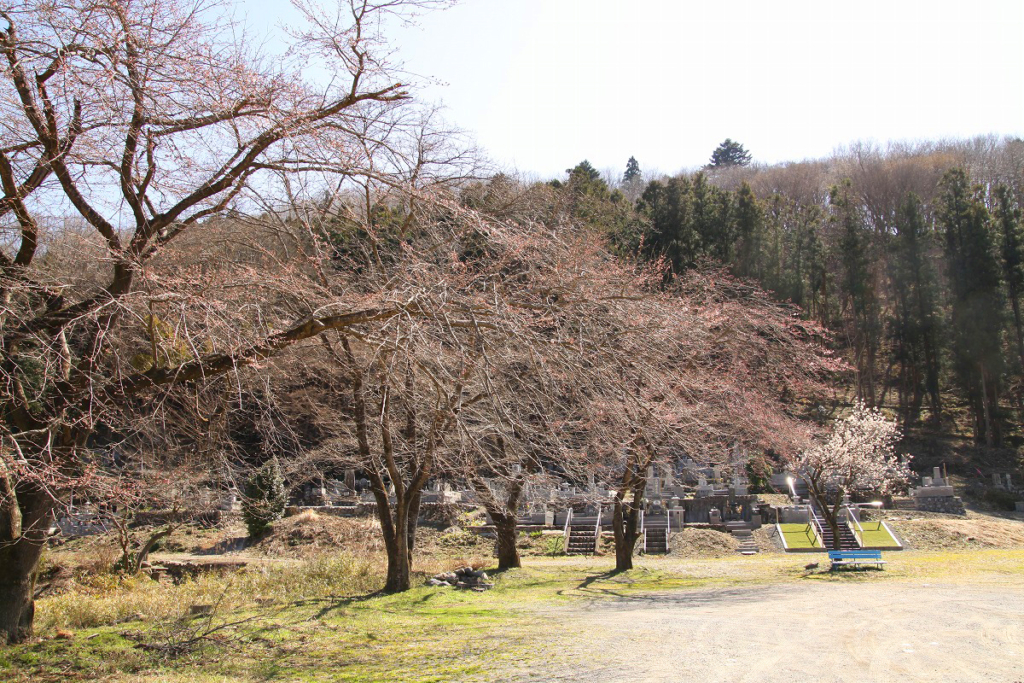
top-left (914, 495), bottom-right (966, 515)
top-left (682, 495), bottom-right (758, 524)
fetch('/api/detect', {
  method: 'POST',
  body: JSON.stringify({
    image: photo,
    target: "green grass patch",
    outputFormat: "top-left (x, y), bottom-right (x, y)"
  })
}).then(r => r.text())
top-left (779, 524), bottom-right (821, 549)
top-left (856, 521), bottom-right (901, 548)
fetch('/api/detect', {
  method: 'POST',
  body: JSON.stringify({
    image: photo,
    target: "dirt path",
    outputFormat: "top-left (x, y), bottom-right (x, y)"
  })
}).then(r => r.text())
top-left (515, 582), bottom-right (1024, 682)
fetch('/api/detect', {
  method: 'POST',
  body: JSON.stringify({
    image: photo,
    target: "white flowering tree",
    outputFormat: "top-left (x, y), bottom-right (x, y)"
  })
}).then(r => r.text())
top-left (792, 403), bottom-right (912, 549)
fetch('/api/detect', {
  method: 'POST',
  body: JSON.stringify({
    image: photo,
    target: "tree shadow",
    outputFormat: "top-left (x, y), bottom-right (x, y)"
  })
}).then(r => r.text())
top-left (576, 568), bottom-right (626, 591)
top-left (299, 590), bottom-right (386, 620)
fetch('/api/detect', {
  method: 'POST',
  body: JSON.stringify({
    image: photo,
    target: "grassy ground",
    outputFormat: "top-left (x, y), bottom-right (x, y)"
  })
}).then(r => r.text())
top-left (5, 549), bottom-right (1024, 682)
top-left (778, 523), bottom-right (821, 549)
top-left (856, 521), bottom-right (901, 548)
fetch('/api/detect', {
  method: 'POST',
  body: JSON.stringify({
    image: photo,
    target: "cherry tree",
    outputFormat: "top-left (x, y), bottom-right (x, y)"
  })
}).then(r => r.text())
top-left (0, 0), bottom-right (451, 643)
top-left (790, 402), bottom-right (912, 549)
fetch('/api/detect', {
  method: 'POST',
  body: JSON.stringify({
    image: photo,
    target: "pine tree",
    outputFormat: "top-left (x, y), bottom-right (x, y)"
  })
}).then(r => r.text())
top-left (242, 457), bottom-right (287, 537)
top-left (938, 168), bottom-right (1004, 445)
top-left (708, 139), bottom-right (752, 168)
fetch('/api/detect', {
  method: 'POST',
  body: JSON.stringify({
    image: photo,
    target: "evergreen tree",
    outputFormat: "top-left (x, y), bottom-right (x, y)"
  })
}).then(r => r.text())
top-left (938, 168), bottom-right (1004, 445)
top-left (566, 159), bottom-right (604, 186)
top-left (733, 182), bottom-right (763, 278)
top-left (708, 138), bottom-right (752, 168)
top-left (242, 457), bottom-right (287, 537)
top-left (638, 176), bottom-right (698, 273)
top-left (996, 184), bottom-right (1024, 373)
top-left (831, 180), bottom-right (880, 405)
top-left (691, 172), bottom-right (733, 262)
top-left (622, 156), bottom-right (641, 183)
top-left (889, 193), bottom-right (942, 424)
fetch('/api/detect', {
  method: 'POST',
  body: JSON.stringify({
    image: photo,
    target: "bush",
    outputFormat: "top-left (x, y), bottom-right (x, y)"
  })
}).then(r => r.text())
top-left (241, 457), bottom-right (287, 537)
top-left (981, 487), bottom-right (1020, 511)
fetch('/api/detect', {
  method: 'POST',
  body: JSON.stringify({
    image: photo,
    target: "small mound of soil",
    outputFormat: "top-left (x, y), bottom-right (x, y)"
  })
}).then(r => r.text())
top-left (416, 526), bottom-right (496, 555)
top-left (252, 514), bottom-right (384, 557)
top-left (668, 528), bottom-right (737, 557)
top-left (753, 527), bottom-right (783, 553)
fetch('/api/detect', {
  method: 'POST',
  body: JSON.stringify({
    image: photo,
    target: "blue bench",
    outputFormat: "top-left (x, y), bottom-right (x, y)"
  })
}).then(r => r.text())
top-left (828, 549), bottom-right (885, 570)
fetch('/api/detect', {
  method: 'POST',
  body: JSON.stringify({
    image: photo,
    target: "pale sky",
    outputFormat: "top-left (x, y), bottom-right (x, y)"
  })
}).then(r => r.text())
top-left (246, 0), bottom-right (1024, 179)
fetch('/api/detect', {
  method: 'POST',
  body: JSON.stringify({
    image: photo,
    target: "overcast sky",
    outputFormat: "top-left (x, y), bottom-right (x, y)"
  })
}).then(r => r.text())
top-left (249, 0), bottom-right (1024, 179)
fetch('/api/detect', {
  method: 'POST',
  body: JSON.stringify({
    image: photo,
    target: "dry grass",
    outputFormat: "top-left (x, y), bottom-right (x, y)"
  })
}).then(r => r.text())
top-left (37, 553), bottom-right (382, 631)
top-left (879, 511), bottom-right (1024, 550)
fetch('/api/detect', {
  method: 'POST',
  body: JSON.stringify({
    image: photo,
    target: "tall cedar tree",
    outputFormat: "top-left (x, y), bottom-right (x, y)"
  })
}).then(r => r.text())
top-left (623, 156), bottom-right (641, 183)
top-left (831, 180), bottom-right (880, 405)
top-left (996, 184), bottom-right (1024, 373)
top-left (938, 169), bottom-right (1004, 445)
top-left (733, 182), bottom-right (763, 279)
top-left (889, 193), bottom-right (943, 424)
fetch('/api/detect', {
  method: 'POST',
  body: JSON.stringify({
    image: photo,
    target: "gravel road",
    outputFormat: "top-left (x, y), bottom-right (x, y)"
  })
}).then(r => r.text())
top-left (511, 581), bottom-right (1024, 682)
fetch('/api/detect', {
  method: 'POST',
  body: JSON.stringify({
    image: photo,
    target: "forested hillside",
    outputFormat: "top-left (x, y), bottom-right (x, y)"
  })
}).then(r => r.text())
top-left (526, 138), bottom-right (1024, 466)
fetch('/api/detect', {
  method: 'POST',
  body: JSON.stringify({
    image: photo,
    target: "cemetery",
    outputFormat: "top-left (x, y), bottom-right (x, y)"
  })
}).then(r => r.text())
top-left (7, 459), bottom-right (1021, 682)
top-left (2, 0), bottom-right (1024, 679)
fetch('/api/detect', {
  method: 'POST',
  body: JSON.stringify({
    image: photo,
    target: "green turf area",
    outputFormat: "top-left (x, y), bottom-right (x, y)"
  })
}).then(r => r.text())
top-left (779, 524), bottom-right (821, 549)
top-left (856, 521), bottom-right (901, 548)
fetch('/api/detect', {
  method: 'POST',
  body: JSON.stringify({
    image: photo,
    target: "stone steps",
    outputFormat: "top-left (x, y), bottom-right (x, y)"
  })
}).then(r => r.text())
top-left (810, 507), bottom-right (859, 550)
top-left (644, 526), bottom-right (669, 554)
top-left (565, 526), bottom-right (597, 555)
top-left (731, 527), bottom-right (759, 555)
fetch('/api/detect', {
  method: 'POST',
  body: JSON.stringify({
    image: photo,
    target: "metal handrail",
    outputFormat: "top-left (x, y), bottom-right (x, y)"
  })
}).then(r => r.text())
top-left (844, 507), bottom-right (866, 548)
top-left (562, 508), bottom-right (573, 554)
top-left (639, 508), bottom-right (645, 554)
top-left (808, 506), bottom-right (826, 549)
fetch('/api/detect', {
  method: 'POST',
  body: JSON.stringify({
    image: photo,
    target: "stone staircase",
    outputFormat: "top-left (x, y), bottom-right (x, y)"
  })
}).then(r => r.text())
top-left (643, 523), bottom-right (669, 554)
top-left (726, 520), bottom-right (758, 555)
top-left (565, 525), bottom-right (597, 555)
top-left (810, 507), bottom-right (859, 550)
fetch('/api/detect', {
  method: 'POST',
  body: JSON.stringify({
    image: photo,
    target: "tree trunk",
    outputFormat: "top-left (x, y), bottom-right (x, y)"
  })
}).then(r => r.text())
top-left (1011, 286), bottom-right (1024, 374)
top-left (0, 576), bottom-right (35, 645)
top-left (369, 479), bottom-right (413, 594)
top-left (383, 501), bottom-right (411, 593)
top-left (493, 513), bottom-right (521, 570)
top-left (0, 490), bottom-right (53, 644)
top-left (826, 517), bottom-right (841, 551)
top-left (611, 499), bottom-right (639, 572)
top-left (979, 365), bottom-right (995, 447)
top-left (406, 490), bottom-right (421, 562)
